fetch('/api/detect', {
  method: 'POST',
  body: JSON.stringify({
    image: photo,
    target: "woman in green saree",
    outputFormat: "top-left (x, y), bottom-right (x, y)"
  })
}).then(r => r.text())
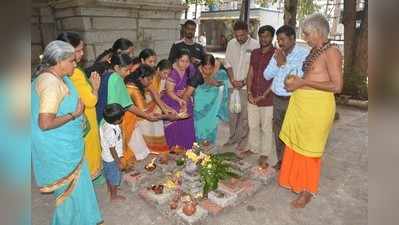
top-left (191, 54), bottom-right (229, 144)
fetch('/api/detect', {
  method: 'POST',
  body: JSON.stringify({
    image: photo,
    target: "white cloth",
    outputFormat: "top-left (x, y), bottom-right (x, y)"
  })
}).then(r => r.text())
top-left (224, 37), bottom-right (259, 89)
top-left (127, 125), bottom-right (151, 160)
top-left (100, 122), bottom-right (124, 162)
top-left (247, 103), bottom-right (277, 165)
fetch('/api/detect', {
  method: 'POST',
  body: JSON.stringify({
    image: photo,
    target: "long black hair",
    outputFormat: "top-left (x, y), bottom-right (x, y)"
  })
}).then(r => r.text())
top-left (200, 54), bottom-right (215, 67)
top-left (111, 38), bottom-right (134, 54)
top-left (156, 59), bottom-right (172, 71)
top-left (56, 32), bottom-right (82, 48)
top-left (138, 48), bottom-right (156, 62)
top-left (124, 64), bottom-right (155, 96)
top-left (110, 53), bottom-right (133, 69)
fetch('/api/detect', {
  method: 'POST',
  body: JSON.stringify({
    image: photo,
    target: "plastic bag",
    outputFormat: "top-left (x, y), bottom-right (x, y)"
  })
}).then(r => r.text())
top-left (229, 89), bottom-right (241, 113)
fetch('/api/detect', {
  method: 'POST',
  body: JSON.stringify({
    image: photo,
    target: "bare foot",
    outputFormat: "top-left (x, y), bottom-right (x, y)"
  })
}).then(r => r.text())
top-left (291, 192), bottom-right (312, 208)
top-left (110, 195), bottom-right (126, 202)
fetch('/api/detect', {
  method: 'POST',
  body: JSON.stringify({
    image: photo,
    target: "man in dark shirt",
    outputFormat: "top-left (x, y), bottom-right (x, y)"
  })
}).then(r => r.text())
top-left (168, 20), bottom-right (206, 66)
top-left (246, 25), bottom-right (277, 164)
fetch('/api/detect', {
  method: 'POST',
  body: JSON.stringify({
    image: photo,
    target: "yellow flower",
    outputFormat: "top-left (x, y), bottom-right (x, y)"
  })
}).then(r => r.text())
top-left (164, 179), bottom-right (176, 190)
top-left (186, 150), bottom-right (199, 162)
top-left (175, 171), bottom-right (182, 178)
top-left (201, 155), bottom-right (211, 166)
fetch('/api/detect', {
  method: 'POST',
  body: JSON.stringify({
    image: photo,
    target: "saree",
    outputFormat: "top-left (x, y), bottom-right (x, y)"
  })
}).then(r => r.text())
top-left (126, 84), bottom-right (169, 158)
top-left (193, 69), bottom-right (229, 143)
top-left (161, 67), bottom-right (196, 150)
top-left (32, 74), bottom-right (102, 225)
top-left (70, 67), bottom-right (101, 179)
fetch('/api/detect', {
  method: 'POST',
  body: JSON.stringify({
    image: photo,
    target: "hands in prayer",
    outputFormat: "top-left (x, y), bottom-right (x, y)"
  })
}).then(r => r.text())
top-left (232, 79), bottom-right (245, 89)
top-left (274, 48), bottom-right (287, 67)
top-left (89, 71), bottom-right (101, 91)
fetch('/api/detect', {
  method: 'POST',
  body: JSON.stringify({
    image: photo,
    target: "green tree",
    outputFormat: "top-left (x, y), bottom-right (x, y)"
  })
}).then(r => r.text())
top-left (269, 0), bottom-right (320, 27)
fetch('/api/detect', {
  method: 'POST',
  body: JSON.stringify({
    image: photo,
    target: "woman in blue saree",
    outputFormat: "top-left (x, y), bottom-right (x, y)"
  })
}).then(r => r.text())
top-left (185, 54), bottom-right (229, 144)
top-left (31, 41), bottom-right (102, 225)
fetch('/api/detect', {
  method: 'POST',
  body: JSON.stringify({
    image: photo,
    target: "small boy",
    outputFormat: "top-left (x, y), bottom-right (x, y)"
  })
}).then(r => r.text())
top-left (100, 103), bottom-right (126, 201)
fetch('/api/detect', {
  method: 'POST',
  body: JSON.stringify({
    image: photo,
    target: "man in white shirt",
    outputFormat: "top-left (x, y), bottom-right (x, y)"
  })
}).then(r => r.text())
top-left (224, 20), bottom-right (260, 155)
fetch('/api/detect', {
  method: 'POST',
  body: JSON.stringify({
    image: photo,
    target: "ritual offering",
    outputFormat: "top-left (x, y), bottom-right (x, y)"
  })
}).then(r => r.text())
top-left (182, 196), bottom-right (197, 216)
top-left (258, 155), bottom-right (269, 171)
top-left (149, 184), bottom-right (164, 194)
top-left (144, 157), bottom-right (157, 172)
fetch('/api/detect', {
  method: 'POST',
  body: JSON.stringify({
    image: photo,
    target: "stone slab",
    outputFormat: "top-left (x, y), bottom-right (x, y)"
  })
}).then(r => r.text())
top-left (123, 171), bottom-right (148, 192)
top-left (207, 189), bottom-right (237, 208)
top-left (249, 166), bottom-right (277, 185)
top-left (199, 199), bottom-right (223, 216)
top-left (138, 188), bottom-right (174, 206)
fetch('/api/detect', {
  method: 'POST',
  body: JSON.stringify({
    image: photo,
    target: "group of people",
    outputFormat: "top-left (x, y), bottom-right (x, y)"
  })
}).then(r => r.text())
top-left (31, 12), bottom-right (342, 225)
top-left (224, 15), bottom-right (342, 208)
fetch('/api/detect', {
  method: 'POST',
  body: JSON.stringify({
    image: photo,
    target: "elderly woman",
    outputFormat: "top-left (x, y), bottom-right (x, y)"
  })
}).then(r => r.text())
top-left (31, 41), bottom-right (102, 224)
top-left (278, 14), bottom-right (343, 208)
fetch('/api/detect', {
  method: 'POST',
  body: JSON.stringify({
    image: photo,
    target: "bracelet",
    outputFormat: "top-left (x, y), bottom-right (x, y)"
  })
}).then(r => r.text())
top-left (68, 112), bottom-right (75, 120)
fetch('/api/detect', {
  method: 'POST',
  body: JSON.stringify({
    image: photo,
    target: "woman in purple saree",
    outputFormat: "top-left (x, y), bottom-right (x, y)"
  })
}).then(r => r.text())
top-left (161, 49), bottom-right (196, 150)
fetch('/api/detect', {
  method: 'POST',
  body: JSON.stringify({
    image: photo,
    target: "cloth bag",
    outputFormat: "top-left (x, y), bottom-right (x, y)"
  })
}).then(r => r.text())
top-left (229, 89), bottom-right (241, 113)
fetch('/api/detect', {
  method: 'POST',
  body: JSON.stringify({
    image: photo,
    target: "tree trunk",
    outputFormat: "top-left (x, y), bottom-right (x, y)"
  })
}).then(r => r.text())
top-left (343, 0), bottom-right (368, 98)
top-left (284, 0), bottom-right (298, 28)
top-left (353, 1), bottom-right (368, 76)
top-left (185, 0), bottom-right (188, 19)
top-left (239, 0), bottom-right (250, 25)
top-left (343, 0), bottom-right (356, 73)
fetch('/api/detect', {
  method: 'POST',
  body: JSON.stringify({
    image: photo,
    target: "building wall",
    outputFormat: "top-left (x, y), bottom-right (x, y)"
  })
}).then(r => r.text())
top-left (32, 0), bottom-right (185, 66)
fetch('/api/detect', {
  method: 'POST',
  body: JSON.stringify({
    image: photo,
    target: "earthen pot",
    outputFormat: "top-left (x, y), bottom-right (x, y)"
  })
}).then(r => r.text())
top-left (171, 145), bottom-right (185, 155)
top-left (151, 184), bottom-right (164, 194)
top-left (258, 155), bottom-right (269, 170)
top-left (159, 152), bottom-right (169, 164)
top-left (169, 200), bottom-right (178, 210)
top-left (182, 200), bottom-right (197, 216)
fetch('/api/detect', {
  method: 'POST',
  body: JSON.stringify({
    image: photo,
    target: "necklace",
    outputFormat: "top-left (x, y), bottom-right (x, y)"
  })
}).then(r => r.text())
top-left (302, 41), bottom-right (337, 73)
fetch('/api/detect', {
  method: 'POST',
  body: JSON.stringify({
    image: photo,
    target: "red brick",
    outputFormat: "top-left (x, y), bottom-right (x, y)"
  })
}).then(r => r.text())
top-left (199, 199), bottom-right (223, 216)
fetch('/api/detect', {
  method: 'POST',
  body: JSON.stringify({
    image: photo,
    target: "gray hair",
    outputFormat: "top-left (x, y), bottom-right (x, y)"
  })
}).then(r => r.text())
top-left (32, 40), bottom-right (75, 78)
top-left (302, 14), bottom-right (330, 39)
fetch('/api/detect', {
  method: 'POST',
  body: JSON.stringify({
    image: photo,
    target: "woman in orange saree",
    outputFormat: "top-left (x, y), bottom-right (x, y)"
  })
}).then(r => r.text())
top-left (123, 64), bottom-right (177, 163)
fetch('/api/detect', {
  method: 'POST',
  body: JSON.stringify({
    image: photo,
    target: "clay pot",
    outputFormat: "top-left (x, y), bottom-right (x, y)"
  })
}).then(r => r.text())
top-left (159, 152), bottom-right (169, 164)
top-left (182, 200), bottom-right (197, 216)
top-left (171, 145), bottom-right (185, 155)
top-left (258, 155), bottom-right (269, 170)
top-left (144, 162), bottom-right (156, 172)
top-left (151, 184), bottom-right (164, 194)
top-left (201, 140), bottom-right (210, 146)
top-left (169, 200), bottom-right (178, 210)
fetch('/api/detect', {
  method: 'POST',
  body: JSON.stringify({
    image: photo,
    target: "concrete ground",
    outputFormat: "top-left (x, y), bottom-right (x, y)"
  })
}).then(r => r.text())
top-left (32, 105), bottom-right (368, 225)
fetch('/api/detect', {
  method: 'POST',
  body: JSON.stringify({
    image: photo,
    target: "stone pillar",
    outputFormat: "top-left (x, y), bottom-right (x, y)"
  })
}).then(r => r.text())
top-left (40, 0), bottom-right (185, 65)
top-left (32, 0), bottom-right (58, 66)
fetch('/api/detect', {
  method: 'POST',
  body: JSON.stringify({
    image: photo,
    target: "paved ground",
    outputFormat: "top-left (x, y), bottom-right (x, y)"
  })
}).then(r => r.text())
top-left (32, 105), bottom-right (368, 225)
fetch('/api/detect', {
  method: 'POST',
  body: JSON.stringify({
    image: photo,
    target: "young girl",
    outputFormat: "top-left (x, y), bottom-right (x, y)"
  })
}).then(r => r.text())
top-left (156, 59), bottom-right (172, 94)
top-left (100, 103), bottom-right (126, 202)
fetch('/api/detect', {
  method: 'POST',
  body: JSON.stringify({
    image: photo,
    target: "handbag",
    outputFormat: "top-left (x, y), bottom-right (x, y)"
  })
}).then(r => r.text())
top-left (229, 89), bottom-right (242, 113)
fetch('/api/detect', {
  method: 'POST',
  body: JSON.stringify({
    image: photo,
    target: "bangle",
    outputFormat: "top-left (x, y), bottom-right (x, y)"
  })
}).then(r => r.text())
top-left (68, 113), bottom-right (75, 120)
